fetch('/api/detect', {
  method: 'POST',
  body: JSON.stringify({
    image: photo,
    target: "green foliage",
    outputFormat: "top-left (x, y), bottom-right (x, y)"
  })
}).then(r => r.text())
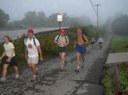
top-left (101, 67), bottom-right (115, 95)
top-left (110, 35), bottom-right (128, 52)
top-left (0, 9), bottom-right (9, 28)
top-left (119, 64), bottom-right (128, 90)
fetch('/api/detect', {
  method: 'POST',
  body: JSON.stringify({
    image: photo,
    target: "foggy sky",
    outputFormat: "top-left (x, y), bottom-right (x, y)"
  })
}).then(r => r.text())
top-left (0, 0), bottom-right (128, 24)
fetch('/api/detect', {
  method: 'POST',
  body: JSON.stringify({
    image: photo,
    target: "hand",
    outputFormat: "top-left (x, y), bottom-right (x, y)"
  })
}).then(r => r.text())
top-left (0, 57), bottom-right (2, 61)
top-left (25, 55), bottom-right (28, 59)
top-left (39, 56), bottom-right (43, 62)
top-left (74, 45), bottom-right (76, 48)
top-left (57, 43), bottom-right (60, 46)
top-left (6, 57), bottom-right (11, 63)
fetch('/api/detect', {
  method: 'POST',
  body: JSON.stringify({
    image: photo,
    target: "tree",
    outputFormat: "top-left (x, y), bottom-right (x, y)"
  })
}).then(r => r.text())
top-left (47, 13), bottom-right (58, 27)
top-left (22, 11), bottom-right (47, 27)
top-left (0, 9), bottom-right (9, 28)
top-left (112, 14), bottom-right (128, 35)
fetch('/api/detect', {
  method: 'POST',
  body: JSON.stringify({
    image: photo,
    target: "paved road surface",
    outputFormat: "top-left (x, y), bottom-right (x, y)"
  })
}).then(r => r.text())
top-left (0, 27), bottom-right (68, 40)
top-left (0, 38), bottom-right (110, 95)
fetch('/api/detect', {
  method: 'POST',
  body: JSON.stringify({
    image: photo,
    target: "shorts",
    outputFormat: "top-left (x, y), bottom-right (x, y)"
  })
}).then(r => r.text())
top-left (99, 42), bottom-right (102, 44)
top-left (58, 47), bottom-right (66, 53)
top-left (27, 56), bottom-right (39, 64)
top-left (91, 42), bottom-right (95, 44)
top-left (75, 44), bottom-right (86, 54)
top-left (2, 56), bottom-right (17, 66)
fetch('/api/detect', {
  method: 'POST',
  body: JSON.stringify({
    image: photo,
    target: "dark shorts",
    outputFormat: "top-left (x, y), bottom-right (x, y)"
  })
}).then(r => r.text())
top-left (91, 42), bottom-right (95, 44)
top-left (75, 44), bottom-right (86, 54)
top-left (2, 56), bottom-right (17, 66)
top-left (99, 42), bottom-right (102, 44)
top-left (58, 47), bottom-right (66, 53)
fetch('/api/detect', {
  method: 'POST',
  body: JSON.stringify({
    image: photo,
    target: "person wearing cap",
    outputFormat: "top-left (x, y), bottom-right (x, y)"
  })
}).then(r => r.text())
top-left (54, 29), bottom-right (69, 70)
top-left (24, 28), bottom-right (43, 81)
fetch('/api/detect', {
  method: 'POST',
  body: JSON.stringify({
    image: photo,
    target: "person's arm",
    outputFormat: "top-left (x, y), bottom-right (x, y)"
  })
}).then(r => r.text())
top-left (65, 36), bottom-right (69, 46)
top-left (35, 39), bottom-right (43, 62)
top-left (25, 47), bottom-right (28, 59)
top-left (54, 35), bottom-right (58, 44)
top-left (83, 35), bottom-right (89, 45)
top-left (0, 52), bottom-right (6, 60)
top-left (74, 38), bottom-right (77, 48)
top-left (37, 45), bottom-right (43, 62)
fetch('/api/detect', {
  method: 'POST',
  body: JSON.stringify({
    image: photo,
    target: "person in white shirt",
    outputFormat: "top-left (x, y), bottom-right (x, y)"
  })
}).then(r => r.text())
top-left (54, 29), bottom-right (69, 70)
top-left (97, 37), bottom-right (103, 49)
top-left (24, 28), bottom-right (43, 81)
top-left (0, 36), bottom-right (19, 82)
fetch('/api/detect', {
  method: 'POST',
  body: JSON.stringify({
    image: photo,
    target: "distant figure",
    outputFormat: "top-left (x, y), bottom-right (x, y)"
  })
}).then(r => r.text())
top-left (54, 29), bottom-right (69, 71)
top-left (0, 36), bottom-right (19, 82)
top-left (24, 28), bottom-right (43, 81)
top-left (74, 28), bottom-right (89, 72)
top-left (90, 37), bottom-right (96, 49)
top-left (97, 36), bottom-right (103, 49)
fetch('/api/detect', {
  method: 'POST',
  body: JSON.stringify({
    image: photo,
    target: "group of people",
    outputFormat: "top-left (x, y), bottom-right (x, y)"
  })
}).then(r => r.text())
top-left (0, 27), bottom-right (90, 82)
top-left (90, 36), bottom-right (103, 49)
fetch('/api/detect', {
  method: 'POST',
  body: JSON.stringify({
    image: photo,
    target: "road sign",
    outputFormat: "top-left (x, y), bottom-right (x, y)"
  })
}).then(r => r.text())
top-left (57, 14), bottom-right (63, 22)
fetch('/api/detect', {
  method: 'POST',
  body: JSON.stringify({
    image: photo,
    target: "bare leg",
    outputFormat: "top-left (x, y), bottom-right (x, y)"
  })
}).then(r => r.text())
top-left (76, 52), bottom-right (81, 70)
top-left (13, 65), bottom-right (19, 75)
top-left (28, 63), bottom-right (37, 76)
top-left (2, 64), bottom-right (9, 78)
top-left (60, 52), bottom-right (65, 68)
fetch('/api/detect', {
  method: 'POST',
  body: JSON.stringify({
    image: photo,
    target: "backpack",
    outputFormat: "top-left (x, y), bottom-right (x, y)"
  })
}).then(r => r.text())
top-left (24, 37), bottom-right (37, 46)
top-left (76, 34), bottom-right (86, 42)
top-left (56, 34), bottom-right (68, 43)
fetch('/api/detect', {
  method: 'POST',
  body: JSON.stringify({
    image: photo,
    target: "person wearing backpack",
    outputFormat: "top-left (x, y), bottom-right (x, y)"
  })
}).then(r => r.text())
top-left (24, 28), bottom-right (43, 81)
top-left (74, 28), bottom-right (89, 72)
top-left (54, 29), bottom-right (69, 71)
top-left (0, 36), bottom-right (19, 82)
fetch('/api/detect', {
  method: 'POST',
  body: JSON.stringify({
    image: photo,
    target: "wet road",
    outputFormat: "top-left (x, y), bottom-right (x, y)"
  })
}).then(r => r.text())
top-left (0, 39), bottom-right (110, 95)
top-left (0, 27), bottom-right (68, 40)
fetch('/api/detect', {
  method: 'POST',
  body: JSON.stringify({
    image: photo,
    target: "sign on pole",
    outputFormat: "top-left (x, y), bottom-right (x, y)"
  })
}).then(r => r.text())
top-left (57, 14), bottom-right (63, 22)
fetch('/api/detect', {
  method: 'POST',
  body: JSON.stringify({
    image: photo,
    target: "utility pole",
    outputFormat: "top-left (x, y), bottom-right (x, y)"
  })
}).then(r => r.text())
top-left (94, 4), bottom-right (101, 30)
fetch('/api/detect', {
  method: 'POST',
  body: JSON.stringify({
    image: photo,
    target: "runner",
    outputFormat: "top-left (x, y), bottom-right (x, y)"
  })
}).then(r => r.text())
top-left (74, 28), bottom-right (89, 72)
top-left (54, 29), bottom-right (69, 71)
top-left (24, 28), bottom-right (43, 81)
top-left (97, 36), bottom-right (103, 49)
top-left (90, 37), bottom-right (96, 49)
top-left (0, 36), bottom-right (19, 82)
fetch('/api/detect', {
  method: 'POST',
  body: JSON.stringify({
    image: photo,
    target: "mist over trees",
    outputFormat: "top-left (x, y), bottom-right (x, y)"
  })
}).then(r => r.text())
top-left (112, 14), bottom-right (128, 35)
top-left (0, 9), bottom-right (9, 28)
top-left (6, 11), bottom-right (92, 29)
top-left (103, 14), bottom-right (128, 36)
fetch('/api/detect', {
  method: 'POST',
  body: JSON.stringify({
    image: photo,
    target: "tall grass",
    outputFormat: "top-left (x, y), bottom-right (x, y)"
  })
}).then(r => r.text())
top-left (110, 35), bottom-right (128, 52)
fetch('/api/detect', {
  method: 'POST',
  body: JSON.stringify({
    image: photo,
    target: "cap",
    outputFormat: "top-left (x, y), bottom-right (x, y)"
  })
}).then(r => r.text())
top-left (59, 29), bottom-right (65, 33)
top-left (27, 28), bottom-right (34, 34)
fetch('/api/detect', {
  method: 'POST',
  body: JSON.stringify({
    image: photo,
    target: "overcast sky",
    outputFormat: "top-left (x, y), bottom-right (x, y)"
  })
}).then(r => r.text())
top-left (0, 0), bottom-right (128, 24)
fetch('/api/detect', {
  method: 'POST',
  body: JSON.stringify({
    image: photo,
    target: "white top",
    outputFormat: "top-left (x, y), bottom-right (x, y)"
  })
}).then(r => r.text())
top-left (25, 38), bottom-right (40, 57)
top-left (54, 35), bottom-right (69, 47)
top-left (4, 42), bottom-right (15, 57)
top-left (91, 37), bottom-right (95, 42)
top-left (98, 37), bottom-right (103, 43)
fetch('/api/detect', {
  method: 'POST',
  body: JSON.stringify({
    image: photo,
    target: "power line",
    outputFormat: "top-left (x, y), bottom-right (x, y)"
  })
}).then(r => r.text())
top-left (89, 0), bottom-right (97, 14)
